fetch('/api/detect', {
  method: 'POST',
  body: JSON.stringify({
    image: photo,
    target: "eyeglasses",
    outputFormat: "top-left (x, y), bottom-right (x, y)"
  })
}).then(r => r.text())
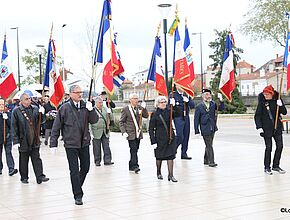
top-left (159, 101), bottom-right (167, 104)
top-left (72, 91), bottom-right (83, 94)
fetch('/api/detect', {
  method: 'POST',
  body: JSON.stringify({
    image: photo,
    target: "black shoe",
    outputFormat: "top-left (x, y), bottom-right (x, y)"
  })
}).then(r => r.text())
top-left (208, 163), bottom-right (218, 167)
top-left (204, 161), bottom-right (209, 165)
top-left (104, 162), bottom-right (114, 165)
top-left (21, 179), bottom-right (29, 184)
top-left (157, 174), bottom-right (163, 180)
top-left (75, 198), bottom-right (83, 205)
top-left (272, 167), bottom-right (286, 174)
top-left (9, 169), bottom-right (18, 176)
top-left (0, 171), bottom-right (2, 175)
top-left (134, 167), bottom-right (140, 174)
top-left (95, 163), bottom-right (101, 166)
top-left (181, 155), bottom-right (192, 160)
top-left (168, 176), bottom-right (178, 182)
top-left (264, 168), bottom-right (273, 175)
top-left (37, 176), bottom-right (50, 184)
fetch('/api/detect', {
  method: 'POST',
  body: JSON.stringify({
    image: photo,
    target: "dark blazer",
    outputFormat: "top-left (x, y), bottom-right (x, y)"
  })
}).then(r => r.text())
top-left (169, 91), bottom-right (195, 117)
top-left (254, 92), bottom-right (287, 137)
top-left (50, 99), bottom-right (98, 148)
top-left (11, 104), bottom-right (43, 152)
top-left (119, 105), bottom-right (148, 140)
top-left (194, 100), bottom-right (224, 136)
top-left (0, 112), bottom-right (11, 145)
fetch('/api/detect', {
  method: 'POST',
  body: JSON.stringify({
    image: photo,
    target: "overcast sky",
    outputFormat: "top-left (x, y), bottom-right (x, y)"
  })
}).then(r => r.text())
top-left (1, 0), bottom-right (284, 91)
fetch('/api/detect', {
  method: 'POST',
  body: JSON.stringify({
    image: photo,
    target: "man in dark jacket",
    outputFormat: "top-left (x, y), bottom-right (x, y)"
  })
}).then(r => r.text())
top-left (11, 93), bottom-right (49, 184)
top-left (0, 101), bottom-right (18, 176)
top-left (169, 86), bottom-right (195, 159)
top-left (254, 85), bottom-right (287, 175)
top-left (50, 85), bottom-right (98, 205)
top-left (194, 89), bottom-right (224, 167)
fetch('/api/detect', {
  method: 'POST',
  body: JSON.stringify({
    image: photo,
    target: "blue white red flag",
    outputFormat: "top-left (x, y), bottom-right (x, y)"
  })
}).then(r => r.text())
top-left (94, 0), bottom-right (120, 94)
top-left (44, 37), bottom-right (64, 107)
top-left (173, 27), bottom-right (194, 97)
top-left (147, 36), bottom-right (167, 96)
top-left (283, 12), bottom-right (290, 91)
top-left (183, 23), bottom-right (195, 86)
top-left (219, 33), bottom-right (236, 102)
top-left (0, 34), bottom-right (17, 99)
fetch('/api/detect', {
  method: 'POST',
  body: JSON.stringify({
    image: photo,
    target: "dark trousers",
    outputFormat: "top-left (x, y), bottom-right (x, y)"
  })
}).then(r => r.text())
top-left (92, 134), bottom-right (112, 164)
top-left (0, 139), bottom-right (15, 173)
top-left (128, 139), bottom-right (140, 170)
top-left (65, 146), bottom-right (90, 200)
top-left (263, 134), bottom-right (283, 169)
top-left (19, 147), bottom-right (44, 181)
top-left (203, 133), bottom-right (215, 164)
top-left (174, 116), bottom-right (190, 156)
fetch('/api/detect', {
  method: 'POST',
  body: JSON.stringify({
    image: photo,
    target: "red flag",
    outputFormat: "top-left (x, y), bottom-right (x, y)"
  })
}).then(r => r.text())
top-left (0, 34), bottom-right (17, 99)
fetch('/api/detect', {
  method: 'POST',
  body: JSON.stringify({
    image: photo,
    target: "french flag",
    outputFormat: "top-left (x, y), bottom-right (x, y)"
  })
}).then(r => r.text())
top-left (183, 23), bottom-right (195, 86)
top-left (284, 12), bottom-right (290, 91)
top-left (0, 34), bottom-right (17, 99)
top-left (94, 0), bottom-right (119, 95)
top-left (147, 36), bottom-right (167, 96)
top-left (219, 33), bottom-right (236, 102)
top-left (113, 32), bottom-right (125, 87)
top-left (44, 38), bottom-right (64, 107)
top-left (173, 27), bottom-right (194, 97)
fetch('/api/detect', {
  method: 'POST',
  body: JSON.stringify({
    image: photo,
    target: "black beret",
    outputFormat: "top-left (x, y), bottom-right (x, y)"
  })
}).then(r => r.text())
top-left (202, 88), bottom-right (212, 94)
top-left (101, 91), bottom-right (107, 95)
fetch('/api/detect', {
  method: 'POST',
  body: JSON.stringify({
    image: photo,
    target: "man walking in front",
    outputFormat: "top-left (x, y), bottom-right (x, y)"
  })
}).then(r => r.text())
top-left (50, 85), bottom-right (98, 205)
top-left (119, 93), bottom-right (148, 174)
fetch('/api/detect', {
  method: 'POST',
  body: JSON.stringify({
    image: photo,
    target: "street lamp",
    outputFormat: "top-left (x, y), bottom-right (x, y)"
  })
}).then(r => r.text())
top-left (157, 3), bottom-right (172, 92)
top-left (10, 27), bottom-right (21, 90)
top-left (192, 32), bottom-right (204, 91)
top-left (36, 45), bottom-right (45, 84)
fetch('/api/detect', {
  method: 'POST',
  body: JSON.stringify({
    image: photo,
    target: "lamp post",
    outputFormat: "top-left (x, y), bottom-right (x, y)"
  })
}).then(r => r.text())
top-left (10, 27), bottom-right (21, 90)
top-left (61, 24), bottom-right (67, 81)
top-left (157, 3), bottom-right (172, 92)
top-left (36, 45), bottom-right (45, 84)
top-left (192, 32), bottom-right (203, 91)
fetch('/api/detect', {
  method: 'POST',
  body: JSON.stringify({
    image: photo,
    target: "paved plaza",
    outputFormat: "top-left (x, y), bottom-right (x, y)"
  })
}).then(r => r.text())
top-left (1, 117), bottom-right (290, 219)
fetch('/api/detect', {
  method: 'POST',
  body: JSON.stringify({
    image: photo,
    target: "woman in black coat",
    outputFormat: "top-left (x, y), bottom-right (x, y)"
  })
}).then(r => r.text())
top-left (254, 85), bottom-right (287, 175)
top-left (149, 96), bottom-right (182, 182)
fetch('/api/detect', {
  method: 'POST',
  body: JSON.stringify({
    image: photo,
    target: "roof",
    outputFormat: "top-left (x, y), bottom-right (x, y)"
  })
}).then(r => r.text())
top-left (236, 72), bottom-right (278, 81)
top-left (236, 60), bottom-right (253, 69)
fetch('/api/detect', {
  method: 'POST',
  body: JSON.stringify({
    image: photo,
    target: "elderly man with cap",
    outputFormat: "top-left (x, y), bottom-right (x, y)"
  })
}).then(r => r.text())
top-left (194, 88), bottom-right (224, 167)
top-left (169, 85), bottom-right (195, 159)
top-left (254, 85), bottom-right (287, 175)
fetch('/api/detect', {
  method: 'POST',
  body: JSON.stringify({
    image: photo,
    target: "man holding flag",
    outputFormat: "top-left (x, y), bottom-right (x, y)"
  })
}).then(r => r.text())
top-left (169, 19), bottom-right (195, 159)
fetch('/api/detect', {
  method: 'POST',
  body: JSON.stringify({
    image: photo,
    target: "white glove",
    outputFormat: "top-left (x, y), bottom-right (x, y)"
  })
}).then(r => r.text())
top-left (2, 113), bottom-right (8, 120)
top-left (277, 99), bottom-right (282, 106)
top-left (141, 101), bottom-right (146, 109)
top-left (13, 143), bottom-right (20, 149)
top-left (107, 108), bottom-right (112, 114)
top-left (183, 96), bottom-right (189, 102)
top-left (39, 106), bottom-right (45, 114)
top-left (86, 101), bottom-right (93, 111)
top-left (50, 147), bottom-right (57, 155)
top-left (217, 93), bottom-right (223, 101)
top-left (257, 128), bottom-right (263, 133)
top-left (122, 132), bottom-right (129, 138)
top-left (170, 98), bottom-right (175, 106)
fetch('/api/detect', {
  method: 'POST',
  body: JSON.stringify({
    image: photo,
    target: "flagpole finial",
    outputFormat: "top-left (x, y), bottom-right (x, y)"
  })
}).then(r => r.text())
top-left (50, 23), bottom-right (53, 39)
top-left (156, 22), bottom-right (161, 36)
top-left (185, 17), bottom-right (187, 26)
top-left (175, 4), bottom-right (179, 18)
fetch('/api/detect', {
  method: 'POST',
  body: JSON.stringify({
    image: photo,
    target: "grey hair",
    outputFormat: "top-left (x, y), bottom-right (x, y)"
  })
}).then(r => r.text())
top-left (129, 93), bottom-right (139, 99)
top-left (19, 92), bottom-right (30, 101)
top-left (94, 96), bottom-right (103, 102)
top-left (69, 85), bottom-right (80, 93)
top-left (154, 96), bottom-right (168, 108)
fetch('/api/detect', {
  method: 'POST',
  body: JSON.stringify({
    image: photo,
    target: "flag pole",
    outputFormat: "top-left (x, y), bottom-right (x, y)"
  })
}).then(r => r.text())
top-left (3, 99), bottom-right (6, 145)
top-left (274, 69), bottom-right (284, 130)
top-left (169, 5), bottom-right (178, 143)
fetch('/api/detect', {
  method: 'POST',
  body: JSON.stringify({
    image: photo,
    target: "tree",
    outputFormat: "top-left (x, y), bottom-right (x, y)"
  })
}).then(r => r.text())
top-left (208, 29), bottom-right (247, 114)
top-left (21, 48), bottom-right (47, 85)
top-left (240, 0), bottom-right (290, 47)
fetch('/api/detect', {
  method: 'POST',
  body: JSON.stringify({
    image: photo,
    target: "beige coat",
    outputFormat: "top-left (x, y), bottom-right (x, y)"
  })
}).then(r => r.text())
top-left (119, 105), bottom-right (148, 140)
